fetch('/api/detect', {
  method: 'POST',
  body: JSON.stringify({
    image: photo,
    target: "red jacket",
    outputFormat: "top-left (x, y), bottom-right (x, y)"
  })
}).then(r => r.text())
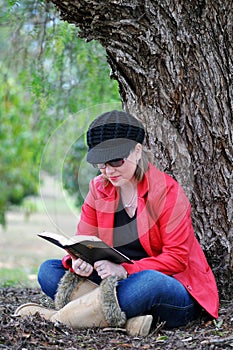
top-left (64, 163), bottom-right (219, 318)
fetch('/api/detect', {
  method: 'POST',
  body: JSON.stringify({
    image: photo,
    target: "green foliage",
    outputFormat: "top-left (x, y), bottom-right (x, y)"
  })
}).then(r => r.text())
top-left (0, 64), bottom-right (40, 225)
top-left (0, 0), bottom-right (120, 224)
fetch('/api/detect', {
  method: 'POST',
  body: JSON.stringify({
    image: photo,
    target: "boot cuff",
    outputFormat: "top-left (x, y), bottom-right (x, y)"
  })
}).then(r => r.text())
top-left (100, 276), bottom-right (126, 327)
top-left (55, 271), bottom-right (82, 309)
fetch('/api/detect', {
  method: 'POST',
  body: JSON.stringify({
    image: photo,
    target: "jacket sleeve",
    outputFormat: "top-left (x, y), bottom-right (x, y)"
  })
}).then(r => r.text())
top-left (122, 180), bottom-right (194, 276)
top-left (62, 254), bottom-right (74, 272)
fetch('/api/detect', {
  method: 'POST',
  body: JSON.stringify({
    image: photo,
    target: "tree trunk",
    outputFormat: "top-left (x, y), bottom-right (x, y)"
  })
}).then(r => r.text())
top-left (49, 0), bottom-right (233, 299)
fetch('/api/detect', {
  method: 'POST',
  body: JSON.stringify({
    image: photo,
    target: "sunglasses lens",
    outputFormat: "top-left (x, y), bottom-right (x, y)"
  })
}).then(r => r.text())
top-left (108, 159), bottom-right (125, 167)
top-left (92, 158), bottom-right (125, 169)
top-left (92, 163), bottom-right (105, 169)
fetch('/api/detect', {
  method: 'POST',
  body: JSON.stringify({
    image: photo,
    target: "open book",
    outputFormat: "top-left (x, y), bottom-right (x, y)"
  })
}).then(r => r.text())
top-left (38, 232), bottom-right (133, 265)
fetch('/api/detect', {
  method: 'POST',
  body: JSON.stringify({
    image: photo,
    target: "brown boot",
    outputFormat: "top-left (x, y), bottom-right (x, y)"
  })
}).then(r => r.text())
top-left (55, 271), bottom-right (98, 309)
top-left (14, 302), bottom-right (56, 320)
top-left (51, 276), bottom-right (126, 328)
top-left (14, 277), bottom-right (125, 328)
top-left (126, 315), bottom-right (153, 336)
top-left (14, 277), bottom-right (153, 336)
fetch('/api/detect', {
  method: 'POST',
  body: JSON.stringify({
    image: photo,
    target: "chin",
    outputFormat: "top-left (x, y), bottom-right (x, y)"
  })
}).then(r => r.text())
top-left (114, 179), bottom-right (131, 187)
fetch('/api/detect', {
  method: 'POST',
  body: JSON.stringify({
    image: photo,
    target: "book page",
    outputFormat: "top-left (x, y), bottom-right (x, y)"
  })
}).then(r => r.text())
top-left (37, 232), bottom-right (71, 247)
top-left (38, 232), bottom-right (103, 248)
top-left (67, 234), bottom-right (102, 245)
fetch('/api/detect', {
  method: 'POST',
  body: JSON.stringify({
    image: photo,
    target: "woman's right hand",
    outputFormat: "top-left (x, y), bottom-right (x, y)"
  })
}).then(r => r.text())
top-left (72, 257), bottom-right (94, 277)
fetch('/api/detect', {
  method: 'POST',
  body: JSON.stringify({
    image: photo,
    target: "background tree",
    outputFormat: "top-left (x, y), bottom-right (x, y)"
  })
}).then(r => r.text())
top-left (47, 0), bottom-right (233, 299)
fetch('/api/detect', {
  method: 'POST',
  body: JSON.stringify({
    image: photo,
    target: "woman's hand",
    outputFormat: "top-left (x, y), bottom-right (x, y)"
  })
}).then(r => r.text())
top-left (94, 260), bottom-right (128, 280)
top-left (72, 257), bottom-right (94, 277)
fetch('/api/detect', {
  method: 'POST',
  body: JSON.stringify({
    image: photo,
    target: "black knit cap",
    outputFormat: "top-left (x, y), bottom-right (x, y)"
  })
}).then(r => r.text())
top-left (86, 110), bottom-right (145, 164)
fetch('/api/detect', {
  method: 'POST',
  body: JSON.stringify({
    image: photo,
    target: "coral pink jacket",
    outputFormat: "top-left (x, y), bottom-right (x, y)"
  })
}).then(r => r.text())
top-left (72, 163), bottom-right (219, 318)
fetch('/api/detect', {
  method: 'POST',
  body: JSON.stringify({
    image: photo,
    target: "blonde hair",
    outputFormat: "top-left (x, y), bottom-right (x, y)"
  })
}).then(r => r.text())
top-left (134, 147), bottom-right (153, 182)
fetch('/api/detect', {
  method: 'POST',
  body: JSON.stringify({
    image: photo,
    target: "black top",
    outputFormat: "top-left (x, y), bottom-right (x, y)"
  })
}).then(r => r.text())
top-left (113, 198), bottom-right (148, 261)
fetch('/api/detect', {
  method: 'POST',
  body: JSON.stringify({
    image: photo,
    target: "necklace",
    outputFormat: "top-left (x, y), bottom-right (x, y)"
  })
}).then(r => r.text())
top-left (124, 190), bottom-right (137, 208)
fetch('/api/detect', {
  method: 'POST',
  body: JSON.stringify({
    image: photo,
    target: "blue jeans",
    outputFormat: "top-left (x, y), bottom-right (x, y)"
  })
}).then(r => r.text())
top-left (38, 259), bottom-right (201, 328)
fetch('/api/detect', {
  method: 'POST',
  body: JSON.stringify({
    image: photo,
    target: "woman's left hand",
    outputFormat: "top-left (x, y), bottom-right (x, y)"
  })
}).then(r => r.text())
top-left (72, 257), bottom-right (94, 277)
top-left (94, 260), bottom-right (128, 280)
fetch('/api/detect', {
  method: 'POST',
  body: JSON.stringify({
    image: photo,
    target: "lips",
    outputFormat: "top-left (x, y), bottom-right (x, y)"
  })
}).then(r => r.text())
top-left (109, 176), bottom-right (120, 181)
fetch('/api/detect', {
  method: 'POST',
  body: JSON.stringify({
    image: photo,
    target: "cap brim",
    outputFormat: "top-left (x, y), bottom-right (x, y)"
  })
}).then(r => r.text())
top-left (86, 139), bottom-right (136, 164)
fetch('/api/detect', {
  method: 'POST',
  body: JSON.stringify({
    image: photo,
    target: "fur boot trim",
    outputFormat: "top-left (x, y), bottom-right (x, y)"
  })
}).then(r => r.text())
top-left (55, 271), bottom-right (82, 310)
top-left (100, 276), bottom-right (127, 327)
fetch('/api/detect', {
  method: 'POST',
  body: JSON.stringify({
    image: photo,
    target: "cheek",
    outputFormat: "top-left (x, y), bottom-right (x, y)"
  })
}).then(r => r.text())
top-left (100, 169), bottom-right (108, 179)
top-left (122, 163), bottom-right (137, 179)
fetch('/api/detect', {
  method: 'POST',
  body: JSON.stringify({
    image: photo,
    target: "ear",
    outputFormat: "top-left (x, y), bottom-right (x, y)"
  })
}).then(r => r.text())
top-left (135, 143), bottom-right (142, 159)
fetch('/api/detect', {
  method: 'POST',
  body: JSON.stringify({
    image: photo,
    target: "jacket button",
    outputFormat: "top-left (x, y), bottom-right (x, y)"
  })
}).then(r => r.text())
top-left (187, 285), bottom-right (192, 291)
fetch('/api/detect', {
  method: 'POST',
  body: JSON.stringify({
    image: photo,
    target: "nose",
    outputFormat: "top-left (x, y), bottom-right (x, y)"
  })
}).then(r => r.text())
top-left (105, 164), bottom-right (116, 175)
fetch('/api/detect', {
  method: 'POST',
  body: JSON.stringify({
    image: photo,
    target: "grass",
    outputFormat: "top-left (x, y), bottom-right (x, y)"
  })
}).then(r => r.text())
top-left (0, 267), bottom-right (39, 288)
top-left (0, 174), bottom-right (79, 289)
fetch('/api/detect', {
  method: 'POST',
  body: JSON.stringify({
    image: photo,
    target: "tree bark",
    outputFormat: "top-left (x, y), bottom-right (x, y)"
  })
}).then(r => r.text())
top-left (49, 0), bottom-right (233, 299)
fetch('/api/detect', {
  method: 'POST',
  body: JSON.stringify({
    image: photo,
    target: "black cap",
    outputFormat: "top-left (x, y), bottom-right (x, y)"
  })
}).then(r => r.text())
top-left (86, 110), bottom-right (145, 164)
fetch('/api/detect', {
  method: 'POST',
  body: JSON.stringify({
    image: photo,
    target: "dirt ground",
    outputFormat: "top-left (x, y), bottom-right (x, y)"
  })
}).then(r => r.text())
top-left (0, 175), bottom-right (233, 349)
top-left (0, 287), bottom-right (233, 349)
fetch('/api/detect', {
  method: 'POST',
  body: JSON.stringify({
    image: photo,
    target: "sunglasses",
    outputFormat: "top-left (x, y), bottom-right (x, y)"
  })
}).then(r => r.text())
top-left (92, 158), bottom-right (126, 169)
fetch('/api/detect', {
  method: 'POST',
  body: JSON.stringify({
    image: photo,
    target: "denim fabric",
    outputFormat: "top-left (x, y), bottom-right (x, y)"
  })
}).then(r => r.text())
top-left (38, 259), bottom-right (66, 298)
top-left (116, 269), bottom-right (201, 328)
top-left (38, 259), bottom-right (102, 298)
top-left (38, 259), bottom-right (200, 328)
